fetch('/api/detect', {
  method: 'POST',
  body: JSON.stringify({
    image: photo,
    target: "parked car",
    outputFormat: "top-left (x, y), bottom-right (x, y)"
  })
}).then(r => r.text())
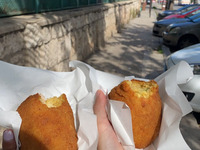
top-left (163, 15), bottom-right (200, 49)
top-left (165, 43), bottom-right (200, 113)
top-left (153, 10), bottom-right (200, 37)
top-left (163, 6), bottom-right (200, 20)
top-left (157, 4), bottom-right (199, 20)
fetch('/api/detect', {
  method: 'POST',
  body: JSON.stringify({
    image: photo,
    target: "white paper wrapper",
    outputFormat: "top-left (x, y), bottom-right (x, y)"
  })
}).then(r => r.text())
top-left (70, 60), bottom-right (193, 150)
top-left (0, 60), bottom-right (98, 150)
top-left (0, 60), bottom-right (193, 150)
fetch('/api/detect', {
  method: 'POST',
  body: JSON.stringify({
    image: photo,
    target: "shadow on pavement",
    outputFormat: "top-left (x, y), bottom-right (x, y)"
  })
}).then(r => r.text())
top-left (85, 16), bottom-right (164, 79)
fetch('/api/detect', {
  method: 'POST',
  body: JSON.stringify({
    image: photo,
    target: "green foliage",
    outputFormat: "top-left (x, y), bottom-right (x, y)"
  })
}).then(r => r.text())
top-left (157, 45), bottom-right (163, 54)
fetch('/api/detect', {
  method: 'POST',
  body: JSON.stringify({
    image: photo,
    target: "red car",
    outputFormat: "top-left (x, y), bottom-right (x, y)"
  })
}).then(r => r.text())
top-left (164, 6), bottom-right (200, 19)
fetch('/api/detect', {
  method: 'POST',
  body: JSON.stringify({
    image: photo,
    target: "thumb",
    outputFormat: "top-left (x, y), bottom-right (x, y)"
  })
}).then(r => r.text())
top-left (93, 90), bottom-right (108, 120)
top-left (2, 129), bottom-right (17, 150)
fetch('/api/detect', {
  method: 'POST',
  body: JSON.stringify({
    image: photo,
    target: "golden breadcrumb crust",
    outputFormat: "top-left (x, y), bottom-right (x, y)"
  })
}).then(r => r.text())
top-left (17, 93), bottom-right (77, 150)
top-left (108, 79), bottom-right (162, 149)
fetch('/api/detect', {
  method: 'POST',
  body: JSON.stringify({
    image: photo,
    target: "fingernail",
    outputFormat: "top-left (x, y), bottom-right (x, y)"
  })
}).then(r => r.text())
top-left (3, 129), bottom-right (15, 141)
top-left (96, 90), bottom-right (102, 98)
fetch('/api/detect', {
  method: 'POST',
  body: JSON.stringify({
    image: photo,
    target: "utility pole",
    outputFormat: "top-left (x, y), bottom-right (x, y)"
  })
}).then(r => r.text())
top-left (149, 0), bottom-right (152, 17)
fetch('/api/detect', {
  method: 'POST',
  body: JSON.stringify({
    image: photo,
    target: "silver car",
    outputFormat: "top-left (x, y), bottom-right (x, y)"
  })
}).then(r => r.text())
top-left (165, 43), bottom-right (200, 113)
top-left (153, 10), bottom-right (200, 37)
top-left (163, 15), bottom-right (200, 50)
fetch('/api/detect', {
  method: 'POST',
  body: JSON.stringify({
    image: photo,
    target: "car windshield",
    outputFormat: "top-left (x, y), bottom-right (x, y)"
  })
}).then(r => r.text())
top-left (178, 5), bottom-right (197, 12)
top-left (181, 6), bottom-right (199, 15)
top-left (187, 9), bottom-right (200, 18)
top-left (192, 15), bottom-right (200, 22)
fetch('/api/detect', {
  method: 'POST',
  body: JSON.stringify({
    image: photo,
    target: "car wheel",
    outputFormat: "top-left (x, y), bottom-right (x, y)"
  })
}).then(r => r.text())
top-left (178, 35), bottom-right (198, 50)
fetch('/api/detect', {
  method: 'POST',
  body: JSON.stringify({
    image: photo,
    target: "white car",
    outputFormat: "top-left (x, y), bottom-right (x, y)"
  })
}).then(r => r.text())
top-left (165, 43), bottom-right (200, 113)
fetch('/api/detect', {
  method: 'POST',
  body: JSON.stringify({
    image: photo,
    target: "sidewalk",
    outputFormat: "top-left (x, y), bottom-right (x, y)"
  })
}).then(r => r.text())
top-left (84, 5), bottom-right (164, 79)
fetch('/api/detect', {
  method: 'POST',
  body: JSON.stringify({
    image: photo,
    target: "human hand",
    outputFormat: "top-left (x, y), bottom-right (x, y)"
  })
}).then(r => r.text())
top-left (94, 90), bottom-right (123, 150)
top-left (2, 129), bottom-right (16, 150)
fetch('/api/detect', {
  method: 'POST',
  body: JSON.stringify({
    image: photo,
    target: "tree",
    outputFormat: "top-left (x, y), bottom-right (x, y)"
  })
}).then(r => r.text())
top-left (165, 0), bottom-right (174, 10)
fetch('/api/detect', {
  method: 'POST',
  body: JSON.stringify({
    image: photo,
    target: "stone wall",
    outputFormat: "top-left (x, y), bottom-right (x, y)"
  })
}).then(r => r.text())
top-left (0, 0), bottom-right (140, 72)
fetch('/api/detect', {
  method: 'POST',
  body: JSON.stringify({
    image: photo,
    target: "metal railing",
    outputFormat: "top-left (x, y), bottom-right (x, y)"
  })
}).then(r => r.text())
top-left (0, 0), bottom-right (127, 18)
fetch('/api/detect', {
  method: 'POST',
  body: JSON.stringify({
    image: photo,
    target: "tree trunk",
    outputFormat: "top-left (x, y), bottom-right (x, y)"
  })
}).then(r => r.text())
top-left (194, 0), bottom-right (198, 4)
top-left (165, 0), bottom-right (169, 10)
top-left (166, 0), bottom-right (174, 10)
top-left (169, 1), bottom-right (174, 10)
